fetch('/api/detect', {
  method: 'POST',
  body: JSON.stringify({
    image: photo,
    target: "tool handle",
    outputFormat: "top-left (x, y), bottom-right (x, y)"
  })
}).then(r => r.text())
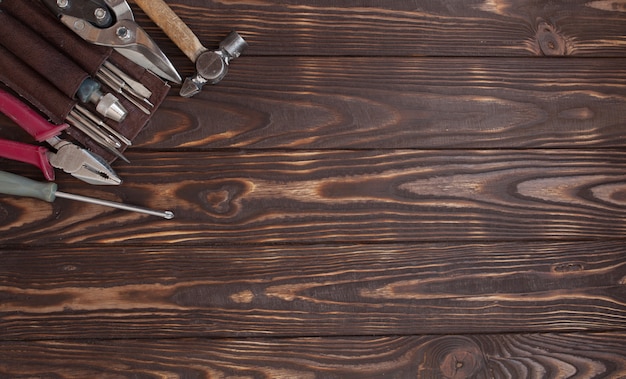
top-left (133, 0), bottom-right (206, 62)
top-left (0, 89), bottom-right (68, 142)
top-left (0, 139), bottom-right (56, 181)
top-left (0, 170), bottom-right (57, 202)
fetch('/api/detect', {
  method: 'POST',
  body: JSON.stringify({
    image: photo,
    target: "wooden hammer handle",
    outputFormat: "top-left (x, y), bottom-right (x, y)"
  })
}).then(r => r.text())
top-left (132, 0), bottom-right (206, 62)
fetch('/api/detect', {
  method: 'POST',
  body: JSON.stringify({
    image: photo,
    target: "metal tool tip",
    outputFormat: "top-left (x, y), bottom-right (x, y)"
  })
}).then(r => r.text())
top-left (80, 169), bottom-right (122, 185)
top-left (180, 77), bottom-right (201, 98)
top-left (112, 149), bottom-right (131, 164)
top-left (117, 154), bottom-right (130, 164)
top-left (164, 211), bottom-right (175, 219)
top-left (109, 176), bottom-right (123, 185)
top-left (95, 93), bottom-right (128, 122)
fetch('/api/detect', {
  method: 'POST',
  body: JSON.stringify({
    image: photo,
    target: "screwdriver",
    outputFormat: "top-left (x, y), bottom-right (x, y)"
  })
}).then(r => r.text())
top-left (0, 171), bottom-right (174, 219)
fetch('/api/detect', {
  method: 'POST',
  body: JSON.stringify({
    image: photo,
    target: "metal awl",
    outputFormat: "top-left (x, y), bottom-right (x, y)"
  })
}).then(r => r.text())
top-left (0, 170), bottom-right (173, 219)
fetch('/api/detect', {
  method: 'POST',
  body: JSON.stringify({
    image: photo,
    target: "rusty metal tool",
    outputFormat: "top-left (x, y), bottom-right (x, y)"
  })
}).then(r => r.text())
top-left (43, 0), bottom-right (182, 84)
top-left (132, 0), bottom-right (247, 97)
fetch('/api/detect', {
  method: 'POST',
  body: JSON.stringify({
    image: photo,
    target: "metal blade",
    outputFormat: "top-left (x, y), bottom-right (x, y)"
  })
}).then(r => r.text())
top-left (114, 45), bottom-right (182, 84)
top-left (125, 25), bottom-right (182, 83)
top-left (113, 21), bottom-right (182, 84)
top-left (59, 15), bottom-right (181, 84)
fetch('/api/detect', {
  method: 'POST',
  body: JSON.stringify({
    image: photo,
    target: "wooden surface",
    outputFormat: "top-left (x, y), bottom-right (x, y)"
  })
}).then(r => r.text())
top-left (1, 0), bottom-right (625, 377)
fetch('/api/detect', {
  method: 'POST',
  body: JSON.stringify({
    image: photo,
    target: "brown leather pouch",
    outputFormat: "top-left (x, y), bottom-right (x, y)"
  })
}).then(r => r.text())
top-left (0, 0), bottom-right (171, 162)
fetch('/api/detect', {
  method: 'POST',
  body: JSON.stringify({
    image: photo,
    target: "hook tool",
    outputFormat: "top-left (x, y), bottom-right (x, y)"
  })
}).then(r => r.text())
top-left (0, 170), bottom-right (173, 219)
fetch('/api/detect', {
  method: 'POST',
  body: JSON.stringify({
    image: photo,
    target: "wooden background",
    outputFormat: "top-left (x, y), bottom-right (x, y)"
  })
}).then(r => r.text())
top-left (1, 0), bottom-right (626, 377)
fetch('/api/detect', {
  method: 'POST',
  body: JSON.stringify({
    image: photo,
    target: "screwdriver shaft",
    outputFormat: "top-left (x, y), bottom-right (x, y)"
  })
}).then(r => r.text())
top-left (55, 191), bottom-right (174, 219)
top-left (68, 110), bottom-right (121, 148)
top-left (66, 114), bottom-right (130, 163)
top-left (75, 105), bottom-right (132, 146)
top-left (103, 61), bottom-right (152, 99)
top-left (97, 72), bottom-right (152, 115)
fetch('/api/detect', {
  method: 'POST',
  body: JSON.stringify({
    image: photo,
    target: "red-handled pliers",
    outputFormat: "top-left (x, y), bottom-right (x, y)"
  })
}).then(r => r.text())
top-left (0, 88), bottom-right (121, 185)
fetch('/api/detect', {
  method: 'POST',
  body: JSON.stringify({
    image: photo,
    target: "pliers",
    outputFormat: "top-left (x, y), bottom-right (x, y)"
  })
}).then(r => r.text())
top-left (0, 88), bottom-right (121, 185)
top-left (42, 0), bottom-right (182, 84)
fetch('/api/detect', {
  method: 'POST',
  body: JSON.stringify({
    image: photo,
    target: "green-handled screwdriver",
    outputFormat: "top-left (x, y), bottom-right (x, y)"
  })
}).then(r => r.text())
top-left (0, 170), bottom-right (174, 219)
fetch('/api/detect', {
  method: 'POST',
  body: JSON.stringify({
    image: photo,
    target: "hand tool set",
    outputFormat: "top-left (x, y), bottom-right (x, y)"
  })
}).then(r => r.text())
top-left (0, 88), bottom-right (121, 185)
top-left (0, 0), bottom-right (247, 219)
top-left (0, 0), bottom-right (171, 163)
top-left (42, 0), bottom-right (183, 84)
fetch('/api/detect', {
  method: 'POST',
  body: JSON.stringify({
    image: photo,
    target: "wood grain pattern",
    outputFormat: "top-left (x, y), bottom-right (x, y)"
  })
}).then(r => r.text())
top-left (2, 57), bottom-right (625, 150)
top-left (1, 150), bottom-right (625, 245)
top-left (1, 241), bottom-right (624, 339)
top-left (1, 0), bottom-right (626, 374)
top-left (0, 333), bottom-right (624, 378)
top-left (130, 0), bottom-right (626, 58)
top-left (134, 57), bottom-right (626, 150)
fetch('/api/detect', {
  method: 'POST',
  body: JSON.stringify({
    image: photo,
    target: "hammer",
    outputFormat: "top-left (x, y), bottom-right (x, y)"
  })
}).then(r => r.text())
top-left (132, 0), bottom-right (247, 98)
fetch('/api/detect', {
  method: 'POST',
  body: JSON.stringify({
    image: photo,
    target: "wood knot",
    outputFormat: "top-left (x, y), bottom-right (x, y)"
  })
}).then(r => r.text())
top-left (535, 22), bottom-right (567, 56)
top-left (419, 336), bottom-right (485, 379)
top-left (190, 179), bottom-right (253, 217)
top-left (205, 189), bottom-right (233, 214)
top-left (230, 290), bottom-right (255, 303)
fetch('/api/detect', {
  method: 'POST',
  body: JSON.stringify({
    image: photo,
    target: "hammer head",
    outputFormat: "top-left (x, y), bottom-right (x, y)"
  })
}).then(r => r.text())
top-left (179, 31), bottom-right (248, 98)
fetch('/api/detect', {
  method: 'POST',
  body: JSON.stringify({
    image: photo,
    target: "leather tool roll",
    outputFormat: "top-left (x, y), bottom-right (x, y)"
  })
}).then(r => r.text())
top-left (0, 11), bottom-right (89, 100)
top-left (0, 1), bottom-right (171, 162)
top-left (0, 45), bottom-right (76, 125)
top-left (64, 51), bottom-right (171, 162)
top-left (1, 0), bottom-right (111, 77)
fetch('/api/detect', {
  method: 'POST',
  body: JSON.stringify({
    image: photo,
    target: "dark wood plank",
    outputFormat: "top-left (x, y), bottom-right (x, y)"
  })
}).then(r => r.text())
top-left (1, 150), bottom-right (626, 245)
top-left (7, 55), bottom-right (626, 151)
top-left (1, 241), bottom-right (624, 339)
top-left (1, 333), bottom-right (625, 378)
top-left (130, 0), bottom-right (626, 60)
top-left (134, 57), bottom-right (626, 150)
top-left (1, 2), bottom-right (624, 373)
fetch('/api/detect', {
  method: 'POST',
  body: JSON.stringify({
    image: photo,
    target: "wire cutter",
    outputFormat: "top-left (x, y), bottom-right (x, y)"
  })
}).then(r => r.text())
top-left (0, 88), bottom-right (121, 185)
top-left (42, 0), bottom-right (182, 84)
